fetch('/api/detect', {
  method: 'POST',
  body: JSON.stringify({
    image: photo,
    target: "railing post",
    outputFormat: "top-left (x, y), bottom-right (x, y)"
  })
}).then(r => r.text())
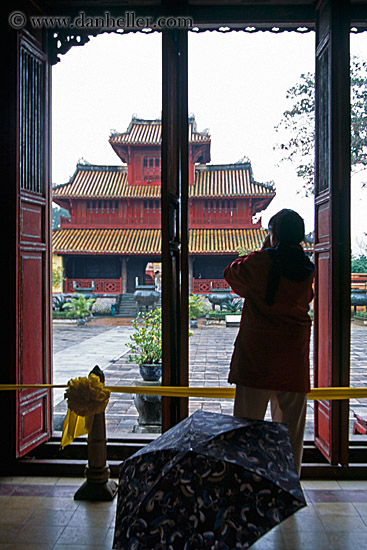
top-left (74, 366), bottom-right (118, 501)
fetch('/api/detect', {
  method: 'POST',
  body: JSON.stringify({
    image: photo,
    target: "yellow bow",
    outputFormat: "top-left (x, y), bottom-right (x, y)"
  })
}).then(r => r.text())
top-left (60, 373), bottom-right (110, 449)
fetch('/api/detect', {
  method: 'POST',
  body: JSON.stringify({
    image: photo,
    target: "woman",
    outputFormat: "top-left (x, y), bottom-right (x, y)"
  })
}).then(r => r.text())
top-left (224, 209), bottom-right (315, 475)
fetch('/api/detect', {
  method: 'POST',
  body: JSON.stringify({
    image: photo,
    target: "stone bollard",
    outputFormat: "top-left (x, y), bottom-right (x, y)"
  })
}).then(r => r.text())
top-left (74, 366), bottom-right (118, 501)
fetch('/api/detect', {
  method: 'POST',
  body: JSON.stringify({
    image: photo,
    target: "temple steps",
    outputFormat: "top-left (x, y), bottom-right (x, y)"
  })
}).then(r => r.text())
top-left (114, 293), bottom-right (162, 317)
top-left (115, 293), bottom-right (137, 317)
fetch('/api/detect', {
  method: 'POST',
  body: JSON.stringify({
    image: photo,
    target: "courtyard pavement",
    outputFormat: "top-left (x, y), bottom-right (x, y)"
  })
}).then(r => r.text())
top-left (52, 317), bottom-right (367, 441)
top-left (52, 321), bottom-right (134, 407)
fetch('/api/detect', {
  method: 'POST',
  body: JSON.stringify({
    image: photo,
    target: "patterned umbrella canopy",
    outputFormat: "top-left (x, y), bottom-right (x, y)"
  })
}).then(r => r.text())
top-left (113, 410), bottom-right (306, 550)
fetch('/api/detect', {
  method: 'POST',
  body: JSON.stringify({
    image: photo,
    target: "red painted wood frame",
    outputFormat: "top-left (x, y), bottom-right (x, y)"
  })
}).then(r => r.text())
top-left (16, 31), bottom-right (52, 457)
top-left (161, 28), bottom-right (189, 431)
top-left (313, 0), bottom-right (351, 465)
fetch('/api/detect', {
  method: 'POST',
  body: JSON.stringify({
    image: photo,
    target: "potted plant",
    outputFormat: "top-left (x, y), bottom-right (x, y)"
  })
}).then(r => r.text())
top-left (61, 293), bottom-right (96, 323)
top-left (222, 297), bottom-right (244, 327)
top-left (222, 298), bottom-right (243, 314)
top-left (126, 308), bottom-right (162, 381)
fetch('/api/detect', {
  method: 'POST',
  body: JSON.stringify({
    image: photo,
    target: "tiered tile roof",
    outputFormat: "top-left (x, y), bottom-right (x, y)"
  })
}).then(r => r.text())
top-left (53, 164), bottom-right (275, 200)
top-left (52, 116), bottom-right (276, 258)
top-left (108, 115), bottom-right (211, 146)
top-left (53, 166), bottom-right (160, 199)
top-left (52, 227), bottom-right (268, 255)
top-left (193, 164), bottom-right (274, 198)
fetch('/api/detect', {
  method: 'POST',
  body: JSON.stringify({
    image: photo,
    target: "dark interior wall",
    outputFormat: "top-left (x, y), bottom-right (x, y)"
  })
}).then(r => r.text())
top-left (127, 257), bottom-right (149, 292)
top-left (64, 255), bottom-right (121, 279)
top-left (64, 255), bottom-right (161, 292)
top-left (193, 255), bottom-right (237, 279)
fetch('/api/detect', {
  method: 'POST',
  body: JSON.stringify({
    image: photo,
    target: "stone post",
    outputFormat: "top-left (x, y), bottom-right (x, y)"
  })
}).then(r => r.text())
top-left (74, 366), bottom-right (118, 501)
top-left (121, 256), bottom-right (127, 294)
top-left (189, 255), bottom-right (194, 295)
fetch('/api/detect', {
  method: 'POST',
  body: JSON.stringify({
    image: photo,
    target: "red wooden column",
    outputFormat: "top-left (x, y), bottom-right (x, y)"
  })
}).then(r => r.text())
top-left (314, 0), bottom-right (351, 465)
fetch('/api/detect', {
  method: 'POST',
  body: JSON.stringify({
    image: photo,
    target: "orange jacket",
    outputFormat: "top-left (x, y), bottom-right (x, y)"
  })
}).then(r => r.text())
top-left (224, 249), bottom-right (314, 393)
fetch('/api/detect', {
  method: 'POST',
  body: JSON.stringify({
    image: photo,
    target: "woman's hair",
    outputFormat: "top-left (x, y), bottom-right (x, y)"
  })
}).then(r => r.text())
top-left (268, 209), bottom-right (305, 246)
top-left (265, 209), bottom-right (310, 306)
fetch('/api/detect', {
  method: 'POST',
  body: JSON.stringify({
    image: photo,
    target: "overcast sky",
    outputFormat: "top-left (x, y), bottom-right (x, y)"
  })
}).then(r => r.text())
top-left (52, 30), bottom-right (367, 251)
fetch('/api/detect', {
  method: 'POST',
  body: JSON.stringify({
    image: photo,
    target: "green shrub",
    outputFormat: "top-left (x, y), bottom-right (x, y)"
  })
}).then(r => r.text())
top-left (62, 293), bottom-right (96, 319)
top-left (207, 311), bottom-right (227, 320)
top-left (189, 295), bottom-right (208, 320)
top-left (222, 298), bottom-right (243, 313)
top-left (52, 310), bottom-right (79, 319)
top-left (355, 311), bottom-right (367, 319)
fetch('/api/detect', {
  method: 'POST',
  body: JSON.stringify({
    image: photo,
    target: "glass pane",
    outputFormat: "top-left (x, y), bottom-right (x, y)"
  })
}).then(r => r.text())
top-left (188, 30), bottom-right (315, 438)
top-left (51, 32), bottom-right (162, 440)
top-left (350, 30), bottom-right (367, 442)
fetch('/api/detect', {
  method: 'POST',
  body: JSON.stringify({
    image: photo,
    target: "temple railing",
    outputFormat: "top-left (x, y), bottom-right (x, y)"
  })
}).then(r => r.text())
top-left (192, 278), bottom-right (232, 294)
top-left (190, 218), bottom-right (261, 228)
top-left (65, 278), bottom-right (122, 294)
top-left (351, 273), bottom-right (367, 288)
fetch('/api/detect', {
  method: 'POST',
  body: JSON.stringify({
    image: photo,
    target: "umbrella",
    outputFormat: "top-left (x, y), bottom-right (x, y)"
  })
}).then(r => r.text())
top-left (113, 410), bottom-right (306, 550)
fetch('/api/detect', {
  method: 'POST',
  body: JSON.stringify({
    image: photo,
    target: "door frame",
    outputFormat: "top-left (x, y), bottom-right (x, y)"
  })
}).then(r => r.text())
top-left (2, 0), bottom-right (367, 470)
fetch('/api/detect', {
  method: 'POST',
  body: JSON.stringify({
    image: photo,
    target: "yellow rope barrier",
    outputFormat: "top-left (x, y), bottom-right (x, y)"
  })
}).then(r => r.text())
top-left (308, 388), bottom-right (367, 400)
top-left (0, 384), bottom-right (367, 400)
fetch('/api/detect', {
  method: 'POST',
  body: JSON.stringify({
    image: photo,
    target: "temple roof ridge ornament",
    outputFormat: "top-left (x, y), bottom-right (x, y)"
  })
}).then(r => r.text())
top-left (74, 163), bottom-right (125, 172)
top-left (77, 157), bottom-right (91, 166)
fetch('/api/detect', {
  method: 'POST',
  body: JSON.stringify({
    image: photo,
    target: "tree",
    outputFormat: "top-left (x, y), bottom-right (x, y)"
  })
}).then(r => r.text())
top-left (274, 56), bottom-right (367, 196)
top-left (188, 295), bottom-right (207, 320)
top-left (52, 203), bottom-right (70, 229)
top-left (52, 264), bottom-right (64, 288)
top-left (352, 255), bottom-right (367, 273)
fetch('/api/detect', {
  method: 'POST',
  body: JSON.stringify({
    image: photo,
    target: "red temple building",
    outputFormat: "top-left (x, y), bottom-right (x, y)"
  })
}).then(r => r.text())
top-left (52, 115), bottom-right (275, 309)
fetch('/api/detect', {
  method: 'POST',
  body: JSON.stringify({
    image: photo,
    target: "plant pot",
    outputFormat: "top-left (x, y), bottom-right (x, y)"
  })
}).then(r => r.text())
top-left (225, 314), bottom-right (241, 327)
top-left (189, 319), bottom-right (198, 329)
top-left (133, 377), bottom-right (162, 431)
top-left (139, 363), bottom-right (162, 381)
top-left (134, 380), bottom-right (162, 427)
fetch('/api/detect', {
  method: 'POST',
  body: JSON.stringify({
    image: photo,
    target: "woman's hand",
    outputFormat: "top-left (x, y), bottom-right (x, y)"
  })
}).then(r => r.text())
top-left (261, 234), bottom-right (272, 250)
